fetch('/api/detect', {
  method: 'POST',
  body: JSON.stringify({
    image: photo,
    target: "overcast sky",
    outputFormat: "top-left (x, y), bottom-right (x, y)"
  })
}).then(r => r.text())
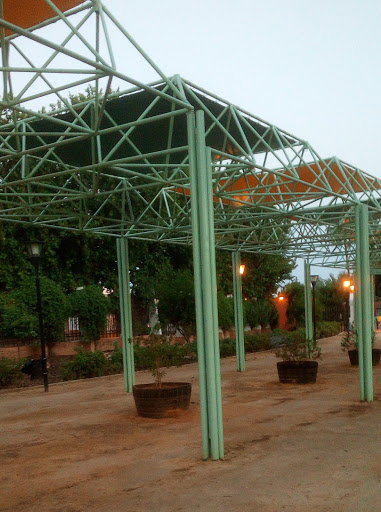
top-left (99, 0), bottom-right (380, 282)
top-left (102, 0), bottom-right (381, 177)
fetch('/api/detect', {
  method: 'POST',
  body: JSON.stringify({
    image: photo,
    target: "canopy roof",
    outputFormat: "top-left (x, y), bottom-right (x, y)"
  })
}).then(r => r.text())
top-left (1, 1), bottom-right (381, 272)
top-left (3, 0), bottom-right (84, 36)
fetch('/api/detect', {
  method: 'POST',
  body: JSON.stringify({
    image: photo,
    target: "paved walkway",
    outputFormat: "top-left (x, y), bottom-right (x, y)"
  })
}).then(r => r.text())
top-left (1, 334), bottom-right (381, 512)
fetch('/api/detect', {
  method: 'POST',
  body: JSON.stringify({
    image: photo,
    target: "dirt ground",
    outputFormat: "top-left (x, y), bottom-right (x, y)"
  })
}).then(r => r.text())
top-left (2, 334), bottom-right (381, 512)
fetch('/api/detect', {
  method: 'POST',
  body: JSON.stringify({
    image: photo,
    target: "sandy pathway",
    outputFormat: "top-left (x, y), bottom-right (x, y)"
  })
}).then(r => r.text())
top-left (1, 334), bottom-right (381, 511)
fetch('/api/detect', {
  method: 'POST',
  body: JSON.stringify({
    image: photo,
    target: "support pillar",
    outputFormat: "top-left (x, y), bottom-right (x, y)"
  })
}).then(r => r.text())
top-left (355, 204), bottom-right (373, 401)
top-left (188, 110), bottom-right (224, 460)
top-left (116, 237), bottom-right (135, 392)
top-left (304, 260), bottom-right (313, 353)
top-left (370, 274), bottom-right (375, 331)
top-left (232, 252), bottom-right (245, 372)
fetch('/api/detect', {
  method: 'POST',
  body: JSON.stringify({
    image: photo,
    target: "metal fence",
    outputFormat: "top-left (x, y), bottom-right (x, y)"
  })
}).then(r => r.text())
top-left (64, 314), bottom-right (120, 341)
top-left (0, 314), bottom-right (121, 347)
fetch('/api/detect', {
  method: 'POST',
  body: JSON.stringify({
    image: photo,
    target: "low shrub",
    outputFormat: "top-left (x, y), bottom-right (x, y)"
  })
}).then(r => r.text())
top-left (317, 321), bottom-right (341, 338)
top-left (110, 341), bottom-right (123, 370)
top-left (61, 347), bottom-right (107, 380)
top-left (0, 357), bottom-right (24, 387)
top-left (219, 338), bottom-right (236, 358)
top-left (134, 335), bottom-right (185, 387)
top-left (274, 337), bottom-right (321, 361)
top-left (245, 332), bottom-right (272, 353)
top-left (110, 339), bottom-right (197, 375)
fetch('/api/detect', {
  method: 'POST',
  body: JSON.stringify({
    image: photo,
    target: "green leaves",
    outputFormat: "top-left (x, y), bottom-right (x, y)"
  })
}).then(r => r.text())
top-left (67, 285), bottom-right (109, 343)
top-left (0, 276), bottom-right (67, 342)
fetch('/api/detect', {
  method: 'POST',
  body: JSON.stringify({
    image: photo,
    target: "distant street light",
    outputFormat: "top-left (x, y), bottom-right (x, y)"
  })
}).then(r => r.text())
top-left (26, 241), bottom-right (48, 392)
top-left (239, 264), bottom-right (246, 275)
top-left (342, 277), bottom-right (353, 334)
top-left (310, 275), bottom-right (319, 345)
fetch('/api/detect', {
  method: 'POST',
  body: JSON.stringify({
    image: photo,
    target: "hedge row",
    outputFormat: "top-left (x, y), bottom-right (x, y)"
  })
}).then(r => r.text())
top-left (0, 322), bottom-right (342, 387)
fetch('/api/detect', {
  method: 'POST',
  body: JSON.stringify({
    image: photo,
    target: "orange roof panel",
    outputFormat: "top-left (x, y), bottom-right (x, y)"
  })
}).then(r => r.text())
top-left (3, 0), bottom-right (84, 35)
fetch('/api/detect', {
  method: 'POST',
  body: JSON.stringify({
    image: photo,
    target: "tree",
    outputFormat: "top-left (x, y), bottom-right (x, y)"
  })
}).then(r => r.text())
top-left (156, 267), bottom-right (196, 342)
top-left (217, 292), bottom-right (235, 335)
top-left (1, 275), bottom-right (68, 344)
top-left (285, 281), bottom-right (306, 327)
top-left (68, 285), bottom-right (109, 342)
top-left (216, 251), bottom-right (294, 299)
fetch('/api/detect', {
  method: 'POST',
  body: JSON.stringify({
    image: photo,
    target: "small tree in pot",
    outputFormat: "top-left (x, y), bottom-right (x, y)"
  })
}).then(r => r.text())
top-left (274, 331), bottom-right (321, 384)
top-left (132, 334), bottom-right (192, 418)
top-left (341, 330), bottom-right (380, 366)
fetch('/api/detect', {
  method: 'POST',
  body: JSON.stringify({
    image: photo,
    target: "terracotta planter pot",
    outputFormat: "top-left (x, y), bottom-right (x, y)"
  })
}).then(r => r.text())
top-left (277, 361), bottom-right (318, 384)
top-left (133, 382), bottom-right (191, 418)
top-left (348, 349), bottom-right (380, 366)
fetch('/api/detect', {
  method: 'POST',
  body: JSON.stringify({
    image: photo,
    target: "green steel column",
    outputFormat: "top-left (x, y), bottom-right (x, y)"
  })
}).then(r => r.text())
top-left (370, 274), bottom-right (375, 333)
top-left (205, 147), bottom-right (224, 458)
top-left (304, 260), bottom-right (313, 353)
top-left (354, 269), bottom-right (365, 400)
top-left (187, 112), bottom-right (209, 460)
top-left (188, 110), bottom-right (224, 460)
top-left (232, 252), bottom-right (245, 372)
top-left (355, 204), bottom-right (373, 401)
top-left (116, 237), bottom-right (135, 392)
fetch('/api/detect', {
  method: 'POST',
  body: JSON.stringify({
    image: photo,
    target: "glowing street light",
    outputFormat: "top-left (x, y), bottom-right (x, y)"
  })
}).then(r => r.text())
top-left (342, 277), bottom-right (353, 333)
top-left (239, 264), bottom-right (246, 275)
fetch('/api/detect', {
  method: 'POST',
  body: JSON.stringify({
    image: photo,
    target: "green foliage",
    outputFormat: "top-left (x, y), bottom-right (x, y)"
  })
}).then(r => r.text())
top-left (68, 285), bottom-right (109, 342)
top-left (109, 341), bottom-right (123, 371)
top-left (219, 338), bottom-right (236, 358)
top-left (274, 331), bottom-right (321, 362)
top-left (0, 294), bottom-right (38, 339)
top-left (0, 357), bottom-right (25, 386)
top-left (61, 348), bottom-right (107, 380)
top-left (216, 251), bottom-right (294, 298)
top-left (317, 321), bottom-right (341, 338)
top-left (257, 299), bottom-right (279, 330)
top-left (134, 334), bottom-right (185, 387)
top-left (245, 332), bottom-right (272, 352)
top-left (244, 299), bottom-right (260, 329)
top-left (1, 276), bottom-right (67, 342)
top-left (318, 275), bottom-right (347, 318)
top-left (285, 281), bottom-right (306, 327)
top-left (156, 267), bottom-right (196, 341)
top-left (340, 330), bottom-right (358, 351)
top-left (217, 292), bottom-right (234, 333)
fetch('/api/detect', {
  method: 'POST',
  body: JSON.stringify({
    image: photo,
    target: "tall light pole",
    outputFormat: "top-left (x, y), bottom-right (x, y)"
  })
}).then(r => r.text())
top-left (310, 275), bottom-right (319, 345)
top-left (26, 241), bottom-right (48, 392)
top-left (343, 278), bottom-right (352, 334)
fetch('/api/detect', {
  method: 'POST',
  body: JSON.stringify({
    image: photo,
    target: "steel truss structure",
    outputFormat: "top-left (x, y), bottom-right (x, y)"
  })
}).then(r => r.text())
top-left (1, 0), bottom-right (380, 459)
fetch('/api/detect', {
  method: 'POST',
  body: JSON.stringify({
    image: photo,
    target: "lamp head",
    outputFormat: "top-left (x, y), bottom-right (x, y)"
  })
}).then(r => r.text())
top-left (26, 240), bottom-right (43, 263)
top-left (310, 275), bottom-right (319, 287)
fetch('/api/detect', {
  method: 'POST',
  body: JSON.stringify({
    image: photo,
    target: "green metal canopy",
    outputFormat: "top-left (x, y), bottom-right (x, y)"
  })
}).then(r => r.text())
top-left (0, 0), bottom-right (379, 459)
top-left (1, 75), bottom-right (381, 269)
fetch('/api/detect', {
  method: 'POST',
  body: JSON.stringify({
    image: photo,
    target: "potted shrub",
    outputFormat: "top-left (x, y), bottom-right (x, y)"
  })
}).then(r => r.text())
top-left (274, 332), bottom-right (321, 384)
top-left (340, 330), bottom-right (380, 366)
top-left (132, 334), bottom-right (192, 418)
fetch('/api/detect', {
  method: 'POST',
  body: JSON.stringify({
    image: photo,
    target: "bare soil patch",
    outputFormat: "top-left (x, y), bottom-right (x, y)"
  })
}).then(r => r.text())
top-left (2, 334), bottom-right (381, 511)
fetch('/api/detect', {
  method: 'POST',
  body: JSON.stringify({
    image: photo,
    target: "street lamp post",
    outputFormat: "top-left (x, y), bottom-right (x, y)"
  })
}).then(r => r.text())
top-left (26, 241), bottom-right (48, 392)
top-left (343, 279), bottom-right (352, 334)
top-left (310, 275), bottom-right (319, 346)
